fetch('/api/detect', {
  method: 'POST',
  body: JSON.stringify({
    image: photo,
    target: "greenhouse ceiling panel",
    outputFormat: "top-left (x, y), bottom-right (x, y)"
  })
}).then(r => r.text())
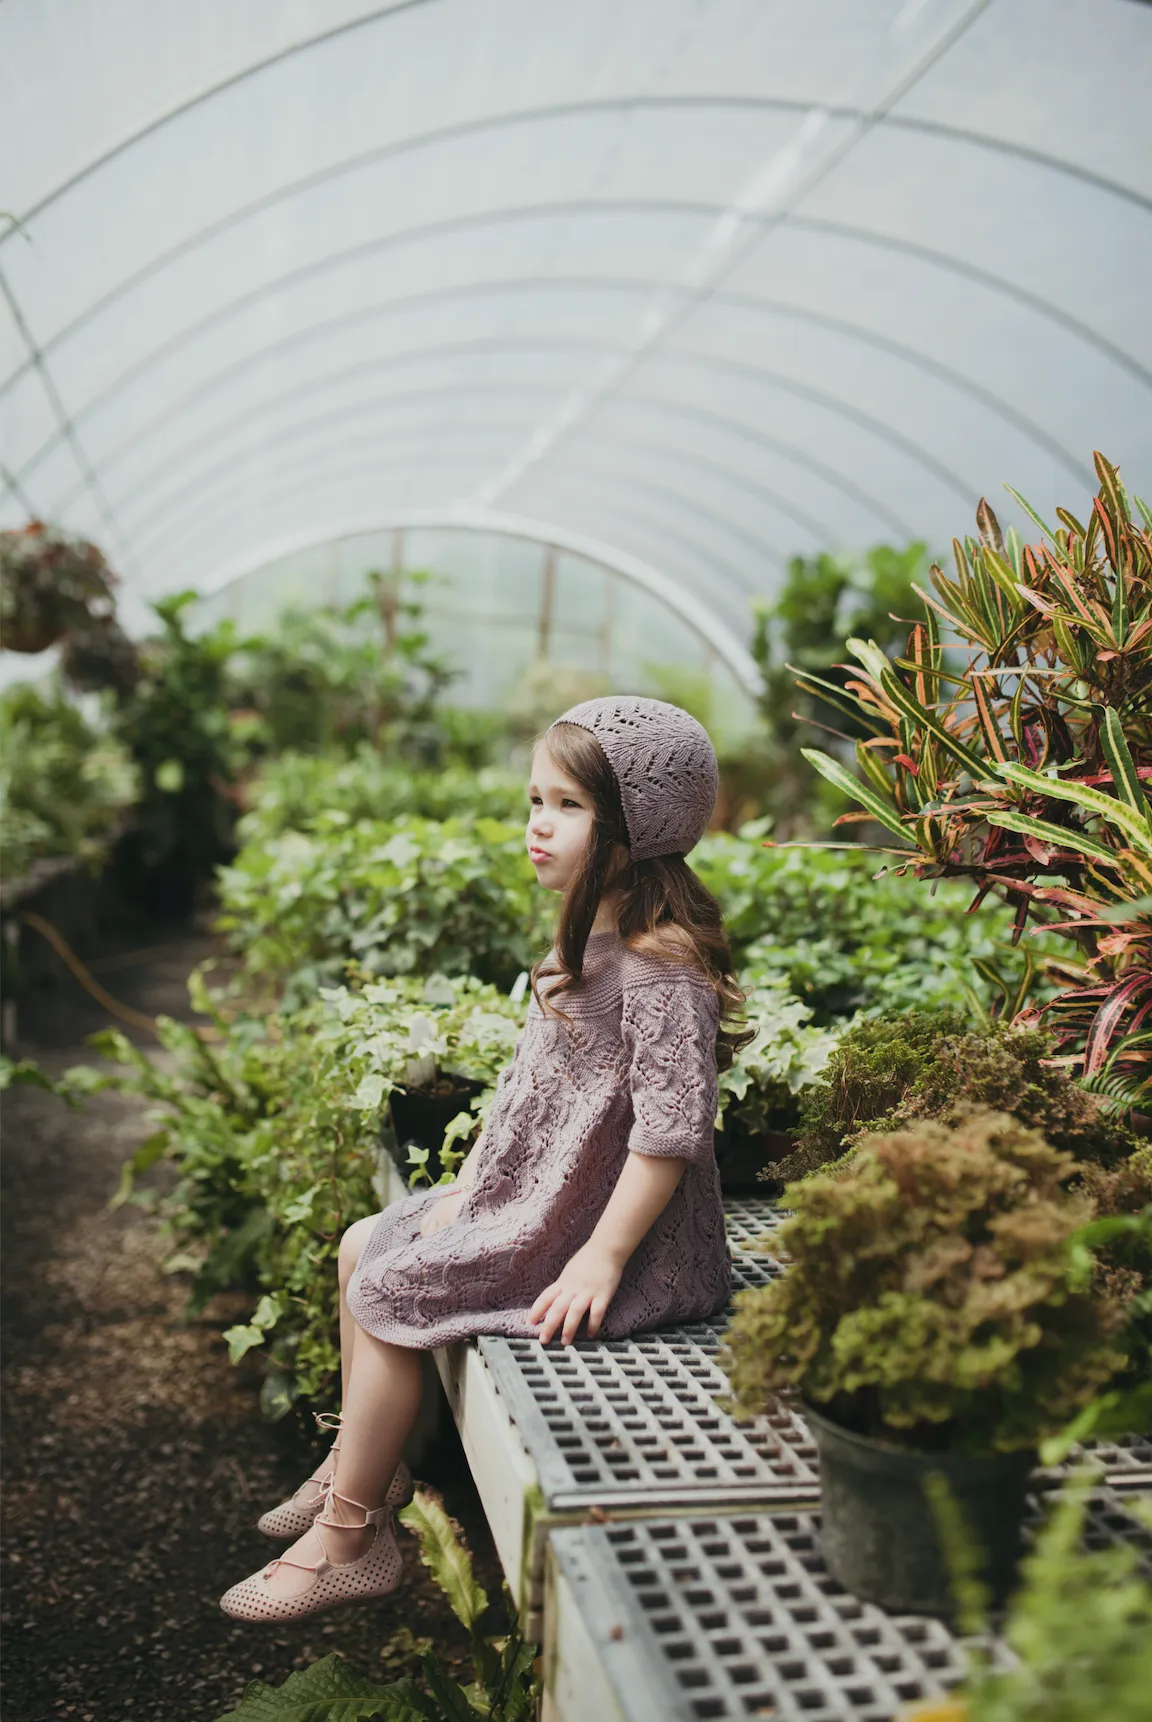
top-left (2, 0), bottom-right (1150, 632)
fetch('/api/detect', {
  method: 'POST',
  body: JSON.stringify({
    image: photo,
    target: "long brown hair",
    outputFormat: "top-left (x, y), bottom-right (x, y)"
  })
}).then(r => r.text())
top-left (529, 721), bottom-right (753, 1071)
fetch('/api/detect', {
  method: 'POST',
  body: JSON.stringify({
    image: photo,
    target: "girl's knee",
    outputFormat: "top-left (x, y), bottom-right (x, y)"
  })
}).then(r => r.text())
top-left (338, 1213), bottom-right (381, 1282)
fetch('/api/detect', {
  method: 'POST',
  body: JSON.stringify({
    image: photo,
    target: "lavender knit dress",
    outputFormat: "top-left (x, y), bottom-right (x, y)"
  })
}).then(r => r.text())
top-left (346, 931), bottom-right (731, 1348)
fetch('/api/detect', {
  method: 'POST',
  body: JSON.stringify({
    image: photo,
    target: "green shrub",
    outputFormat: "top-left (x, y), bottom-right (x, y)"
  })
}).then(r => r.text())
top-left (97, 968), bottom-right (526, 1415)
top-left (216, 809), bottom-right (551, 1010)
top-left (777, 1011), bottom-right (1135, 1183)
top-left (923, 1476), bottom-right (1152, 1722)
top-left (243, 744), bottom-right (524, 835)
top-left (0, 681), bottom-right (138, 880)
top-left (693, 834), bottom-right (1054, 1024)
top-left (720, 1110), bottom-right (1131, 1452)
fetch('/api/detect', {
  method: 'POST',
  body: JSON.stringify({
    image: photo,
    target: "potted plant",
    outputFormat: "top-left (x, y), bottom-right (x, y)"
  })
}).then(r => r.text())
top-left (715, 979), bottom-right (838, 1189)
top-left (0, 520), bottom-right (118, 654)
top-left (720, 1108), bottom-right (1135, 1616)
top-left (329, 971), bottom-right (527, 1187)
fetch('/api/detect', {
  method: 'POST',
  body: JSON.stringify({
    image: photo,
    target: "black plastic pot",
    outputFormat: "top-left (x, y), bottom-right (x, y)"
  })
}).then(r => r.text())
top-left (387, 1080), bottom-right (483, 1183)
top-left (804, 1402), bottom-right (1034, 1617)
top-left (713, 1120), bottom-right (795, 1193)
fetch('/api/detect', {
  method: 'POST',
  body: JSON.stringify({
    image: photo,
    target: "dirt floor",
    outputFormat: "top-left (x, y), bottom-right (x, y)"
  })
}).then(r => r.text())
top-left (1, 927), bottom-right (507, 1722)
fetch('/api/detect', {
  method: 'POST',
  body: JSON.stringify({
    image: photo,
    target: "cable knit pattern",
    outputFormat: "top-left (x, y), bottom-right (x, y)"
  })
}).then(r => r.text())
top-left (346, 930), bottom-right (731, 1347)
top-left (550, 696), bottom-right (719, 860)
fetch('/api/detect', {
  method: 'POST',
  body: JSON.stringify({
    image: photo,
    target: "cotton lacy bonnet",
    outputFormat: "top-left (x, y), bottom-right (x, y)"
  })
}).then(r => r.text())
top-left (549, 695), bottom-right (719, 860)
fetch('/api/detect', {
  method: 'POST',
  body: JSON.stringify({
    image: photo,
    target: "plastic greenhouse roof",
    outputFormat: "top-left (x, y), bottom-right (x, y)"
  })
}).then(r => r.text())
top-left (2, 0), bottom-right (1150, 660)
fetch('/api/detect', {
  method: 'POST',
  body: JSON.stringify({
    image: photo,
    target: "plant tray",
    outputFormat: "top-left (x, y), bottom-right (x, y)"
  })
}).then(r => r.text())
top-left (543, 1488), bottom-right (1150, 1722)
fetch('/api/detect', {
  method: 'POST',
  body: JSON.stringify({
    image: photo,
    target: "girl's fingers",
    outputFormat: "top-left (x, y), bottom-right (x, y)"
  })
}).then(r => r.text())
top-left (540, 1294), bottom-right (569, 1345)
top-left (530, 1282), bottom-right (560, 1323)
top-left (585, 1295), bottom-right (609, 1339)
top-left (561, 1293), bottom-right (591, 1346)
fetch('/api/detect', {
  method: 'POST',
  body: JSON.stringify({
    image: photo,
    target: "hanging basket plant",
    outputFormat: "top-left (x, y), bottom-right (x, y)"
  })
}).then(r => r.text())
top-left (0, 519), bottom-right (118, 654)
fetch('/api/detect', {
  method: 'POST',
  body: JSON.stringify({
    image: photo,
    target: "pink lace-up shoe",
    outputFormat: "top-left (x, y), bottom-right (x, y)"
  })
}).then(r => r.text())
top-left (222, 1486), bottom-right (404, 1622)
top-left (257, 1413), bottom-right (413, 1539)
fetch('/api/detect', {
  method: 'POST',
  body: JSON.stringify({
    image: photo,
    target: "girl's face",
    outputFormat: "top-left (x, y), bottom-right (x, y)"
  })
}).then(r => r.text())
top-left (526, 740), bottom-right (596, 892)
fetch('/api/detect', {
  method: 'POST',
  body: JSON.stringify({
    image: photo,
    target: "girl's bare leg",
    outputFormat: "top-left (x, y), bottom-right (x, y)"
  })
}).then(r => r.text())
top-left (263, 1220), bottom-right (423, 1597)
top-left (338, 1213), bottom-right (381, 1405)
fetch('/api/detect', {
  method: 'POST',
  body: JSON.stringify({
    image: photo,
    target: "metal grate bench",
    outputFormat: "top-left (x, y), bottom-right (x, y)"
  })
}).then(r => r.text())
top-left (541, 1487), bottom-right (1152, 1722)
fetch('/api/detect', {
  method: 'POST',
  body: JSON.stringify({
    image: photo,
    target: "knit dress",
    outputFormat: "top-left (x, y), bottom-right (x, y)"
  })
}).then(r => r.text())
top-left (346, 929), bottom-right (732, 1347)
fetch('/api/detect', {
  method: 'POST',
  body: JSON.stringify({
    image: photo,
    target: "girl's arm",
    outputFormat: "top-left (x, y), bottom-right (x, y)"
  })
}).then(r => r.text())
top-left (530, 1151), bottom-right (686, 1344)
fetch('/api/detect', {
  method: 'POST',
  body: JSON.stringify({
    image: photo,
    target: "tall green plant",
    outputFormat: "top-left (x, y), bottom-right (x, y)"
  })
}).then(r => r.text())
top-left (799, 455), bottom-right (1152, 1104)
top-left (748, 543), bottom-right (930, 836)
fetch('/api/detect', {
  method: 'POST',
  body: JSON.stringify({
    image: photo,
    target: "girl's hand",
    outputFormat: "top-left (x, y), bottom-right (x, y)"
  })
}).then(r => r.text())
top-left (419, 1190), bottom-right (464, 1238)
top-left (530, 1243), bottom-right (623, 1344)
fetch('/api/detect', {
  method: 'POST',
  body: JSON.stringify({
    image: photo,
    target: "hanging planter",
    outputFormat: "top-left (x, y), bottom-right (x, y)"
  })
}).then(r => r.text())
top-left (0, 521), bottom-right (118, 655)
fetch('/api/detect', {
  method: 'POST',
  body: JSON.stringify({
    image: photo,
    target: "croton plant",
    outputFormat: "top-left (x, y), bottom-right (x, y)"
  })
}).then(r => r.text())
top-left (799, 453), bottom-right (1151, 1108)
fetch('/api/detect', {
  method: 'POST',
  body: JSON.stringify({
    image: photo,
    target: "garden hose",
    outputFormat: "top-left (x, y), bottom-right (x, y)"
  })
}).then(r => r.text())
top-left (19, 910), bottom-right (164, 1038)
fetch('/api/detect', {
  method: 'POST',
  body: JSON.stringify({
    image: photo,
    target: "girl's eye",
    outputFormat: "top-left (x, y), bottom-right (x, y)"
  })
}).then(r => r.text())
top-left (562, 798), bottom-right (580, 808)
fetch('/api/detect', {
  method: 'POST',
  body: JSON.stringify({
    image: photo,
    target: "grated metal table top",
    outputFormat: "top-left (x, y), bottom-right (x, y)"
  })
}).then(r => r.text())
top-left (477, 1195), bottom-right (1150, 1511)
top-left (547, 1487), bottom-right (1150, 1722)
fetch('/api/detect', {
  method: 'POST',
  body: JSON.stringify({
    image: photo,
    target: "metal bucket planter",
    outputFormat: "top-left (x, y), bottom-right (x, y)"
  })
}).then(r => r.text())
top-left (805, 1402), bottom-right (1033, 1618)
top-left (387, 1080), bottom-right (483, 1183)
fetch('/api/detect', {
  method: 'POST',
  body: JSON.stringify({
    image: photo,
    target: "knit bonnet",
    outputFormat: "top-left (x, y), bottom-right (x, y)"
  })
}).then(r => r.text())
top-left (549, 695), bottom-right (719, 861)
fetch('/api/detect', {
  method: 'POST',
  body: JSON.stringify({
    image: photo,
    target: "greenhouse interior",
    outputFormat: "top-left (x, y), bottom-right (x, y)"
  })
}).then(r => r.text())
top-left (1, 3), bottom-right (1150, 1719)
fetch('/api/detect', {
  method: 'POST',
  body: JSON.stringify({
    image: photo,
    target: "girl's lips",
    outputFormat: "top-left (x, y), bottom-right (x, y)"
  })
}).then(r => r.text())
top-left (528, 847), bottom-right (551, 861)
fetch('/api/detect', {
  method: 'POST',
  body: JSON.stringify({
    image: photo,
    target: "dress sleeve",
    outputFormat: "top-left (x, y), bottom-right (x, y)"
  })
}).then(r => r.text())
top-left (620, 969), bottom-right (720, 1167)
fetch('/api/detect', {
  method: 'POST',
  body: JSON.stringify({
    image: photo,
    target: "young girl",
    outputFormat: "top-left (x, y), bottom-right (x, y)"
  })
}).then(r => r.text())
top-left (221, 695), bottom-right (750, 1622)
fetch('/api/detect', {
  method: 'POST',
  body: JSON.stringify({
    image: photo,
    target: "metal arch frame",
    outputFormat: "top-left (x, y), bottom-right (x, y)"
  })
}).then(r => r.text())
top-left (82, 316), bottom-right (974, 541)
top-left (119, 418), bottom-right (786, 602)
top-left (11, 202), bottom-right (1099, 491)
top-left (8, 79), bottom-right (1149, 258)
top-left (76, 361), bottom-right (934, 566)
top-left (90, 345), bottom-right (832, 547)
top-left (7, 189), bottom-right (1147, 419)
top-left (8, 223), bottom-right (1138, 519)
top-left (190, 509), bottom-right (766, 696)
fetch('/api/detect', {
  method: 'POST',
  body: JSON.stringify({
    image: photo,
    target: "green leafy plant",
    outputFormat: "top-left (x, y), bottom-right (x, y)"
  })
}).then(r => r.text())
top-left (111, 591), bottom-right (247, 909)
top-left (910, 1474), bottom-right (1152, 1722)
top-left (215, 1486), bottom-right (539, 1721)
top-left (693, 830), bottom-right (1053, 1025)
top-left (229, 570), bottom-right (468, 764)
top-left (747, 543), bottom-right (931, 837)
top-left (0, 519), bottom-right (119, 654)
top-left (94, 967), bottom-right (526, 1414)
top-left (243, 746), bottom-right (524, 837)
top-left (778, 1010), bottom-right (1137, 1183)
top-left (216, 810), bottom-right (550, 1010)
top-left (717, 980), bottom-right (839, 1139)
top-left (720, 1109), bottom-right (1133, 1452)
top-left (0, 681), bottom-right (138, 881)
top-left (799, 454), bottom-right (1152, 1105)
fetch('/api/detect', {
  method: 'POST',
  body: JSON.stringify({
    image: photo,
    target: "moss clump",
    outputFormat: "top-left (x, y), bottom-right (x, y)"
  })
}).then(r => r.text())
top-left (772, 1011), bottom-right (1135, 1185)
top-left (723, 1109), bottom-right (1130, 1452)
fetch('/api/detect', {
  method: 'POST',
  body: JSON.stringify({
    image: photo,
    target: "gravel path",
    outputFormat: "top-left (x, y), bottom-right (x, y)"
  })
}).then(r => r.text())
top-left (1, 932), bottom-right (507, 1722)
